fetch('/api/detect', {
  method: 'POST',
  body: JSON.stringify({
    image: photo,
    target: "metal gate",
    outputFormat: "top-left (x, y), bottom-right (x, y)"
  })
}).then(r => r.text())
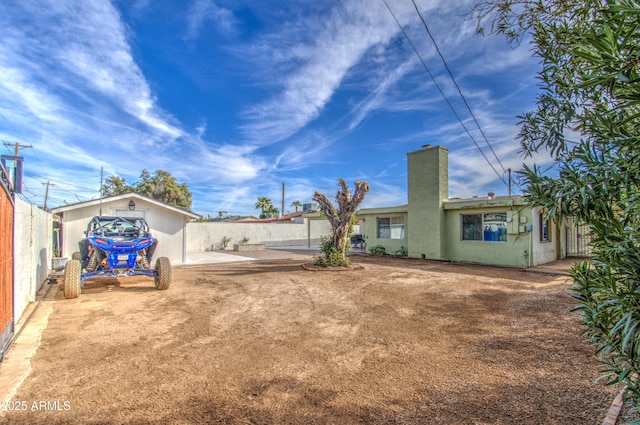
top-left (0, 170), bottom-right (14, 360)
top-left (565, 217), bottom-right (593, 257)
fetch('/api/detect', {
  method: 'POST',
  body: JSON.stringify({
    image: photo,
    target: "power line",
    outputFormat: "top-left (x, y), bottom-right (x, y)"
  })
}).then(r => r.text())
top-left (23, 171), bottom-right (99, 192)
top-left (16, 192), bottom-right (33, 204)
top-left (2, 139), bottom-right (64, 184)
top-left (21, 172), bottom-right (97, 207)
top-left (0, 113), bottom-right (23, 138)
top-left (2, 141), bottom-right (33, 170)
top-left (410, 0), bottom-right (508, 177)
top-left (382, 0), bottom-right (508, 187)
top-left (2, 139), bottom-right (101, 205)
top-left (26, 143), bottom-right (54, 181)
top-left (2, 141), bottom-right (33, 154)
top-left (2, 140), bottom-right (101, 192)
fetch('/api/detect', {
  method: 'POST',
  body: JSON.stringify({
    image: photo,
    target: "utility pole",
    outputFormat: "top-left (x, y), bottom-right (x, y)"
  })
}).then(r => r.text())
top-left (281, 182), bottom-right (285, 220)
top-left (43, 181), bottom-right (54, 211)
top-left (3, 141), bottom-right (31, 191)
top-left (3, 141), bottom-right (33, 166)
top-left (508, 168), bottom-right (512, 197)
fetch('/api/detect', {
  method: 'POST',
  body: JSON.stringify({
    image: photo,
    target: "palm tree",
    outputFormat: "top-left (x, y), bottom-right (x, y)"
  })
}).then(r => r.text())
top-left (255, 197), bottom-right (273, 214)
top-left (291, 200), bottom-right (302, 212)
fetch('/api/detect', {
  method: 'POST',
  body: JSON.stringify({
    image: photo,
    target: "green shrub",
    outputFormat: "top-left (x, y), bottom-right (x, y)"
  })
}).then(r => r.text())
top-left (394, 246), bottom-right (408, 257)
top-left (369, 245), bottom-right (387, 255)
top-left (314, 235), bottom-right (350, 267)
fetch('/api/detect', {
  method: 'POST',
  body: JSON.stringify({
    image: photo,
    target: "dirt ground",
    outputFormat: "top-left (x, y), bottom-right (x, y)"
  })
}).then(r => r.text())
top-left (1, 256), bottom-right (618, 424)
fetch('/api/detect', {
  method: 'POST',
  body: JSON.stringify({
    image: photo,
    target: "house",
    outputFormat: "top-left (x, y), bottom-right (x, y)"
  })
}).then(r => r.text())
top-left (357, 145), bottom-right (564, 268)
top-left (51, 193), bottom-right (200, 265)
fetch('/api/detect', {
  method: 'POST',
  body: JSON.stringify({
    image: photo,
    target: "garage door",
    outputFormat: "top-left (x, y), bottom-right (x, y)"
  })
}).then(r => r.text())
top-left (0, 175), bottom-right (14, 360)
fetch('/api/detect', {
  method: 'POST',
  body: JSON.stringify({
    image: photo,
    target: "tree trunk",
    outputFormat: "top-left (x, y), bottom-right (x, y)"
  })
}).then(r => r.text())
top-left (313, 179), bottom-right (370, 261)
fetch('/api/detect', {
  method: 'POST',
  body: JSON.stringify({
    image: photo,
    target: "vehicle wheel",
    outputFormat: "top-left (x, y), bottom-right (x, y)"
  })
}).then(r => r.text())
top-left (64, 259), bottom-right (82, 299)
top-left (154, 257), bottom-right (171, 290)
top-left (72, 251), bottom-right (81, 261)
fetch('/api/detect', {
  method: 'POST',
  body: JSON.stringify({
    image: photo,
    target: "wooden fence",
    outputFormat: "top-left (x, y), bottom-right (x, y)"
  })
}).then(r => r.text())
top-left (0, 168), bottom-right (14, 360)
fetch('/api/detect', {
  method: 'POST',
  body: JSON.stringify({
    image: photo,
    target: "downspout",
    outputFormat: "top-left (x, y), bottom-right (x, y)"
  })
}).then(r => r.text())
top-left (555, 216), bottom-right (562, 260)
top-left (529, 227), bottom-right (533, 268)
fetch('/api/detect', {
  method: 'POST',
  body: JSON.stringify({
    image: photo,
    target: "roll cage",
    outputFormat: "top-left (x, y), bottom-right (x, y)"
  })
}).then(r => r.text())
top-left (86, 216), bottom-right (151, 239)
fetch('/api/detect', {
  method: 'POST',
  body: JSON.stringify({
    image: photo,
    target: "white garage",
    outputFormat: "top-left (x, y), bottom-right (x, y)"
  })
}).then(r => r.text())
top-left (50, 193), bottom-right (200, 265)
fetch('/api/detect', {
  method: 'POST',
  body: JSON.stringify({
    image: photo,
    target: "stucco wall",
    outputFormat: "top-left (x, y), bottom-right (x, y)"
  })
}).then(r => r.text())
top-left (186, 219), bottom-right (334, 252)
top-left (444, 206), bottom-right (533, 268)
top-left (14, 198), bottom-right (52, 324)
top-left (59, 198), bottom-right (188, 264)
top-left (531, 207), bottom-right (561, 265)
top-left (358, 211), bottom-right (408, 255)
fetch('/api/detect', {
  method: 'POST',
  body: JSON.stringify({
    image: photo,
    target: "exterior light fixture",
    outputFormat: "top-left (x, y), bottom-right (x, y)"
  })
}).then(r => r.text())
top-left (128, 200), bottom-right (135, 211)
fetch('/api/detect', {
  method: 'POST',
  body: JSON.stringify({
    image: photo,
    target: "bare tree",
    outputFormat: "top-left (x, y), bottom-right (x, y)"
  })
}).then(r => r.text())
top-left (313, 179), bottom-right (369, 263)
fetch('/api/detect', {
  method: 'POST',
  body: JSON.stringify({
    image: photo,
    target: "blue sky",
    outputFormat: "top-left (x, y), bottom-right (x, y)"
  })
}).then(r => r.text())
top-left (0, 0), bottom-right (554, 217)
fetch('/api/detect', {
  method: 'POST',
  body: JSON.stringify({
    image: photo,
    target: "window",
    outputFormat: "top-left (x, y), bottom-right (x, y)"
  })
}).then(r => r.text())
top-left (461, 214), bottom-right (482, 241)
top-left (540, 215), bottom-right (551, 242)
top-left (461, 213), bottom-right (507, 242)
top-left (377, 217), bottom-right (405, 239)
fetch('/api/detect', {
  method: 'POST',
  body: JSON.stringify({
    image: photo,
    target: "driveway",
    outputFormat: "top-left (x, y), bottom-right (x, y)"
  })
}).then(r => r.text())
top-left (0, 255), bottom-right (616, 424)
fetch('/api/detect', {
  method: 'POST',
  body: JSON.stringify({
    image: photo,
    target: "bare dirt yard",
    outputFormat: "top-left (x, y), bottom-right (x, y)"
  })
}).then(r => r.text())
top-left (2, 256), bottom-right (617, 424)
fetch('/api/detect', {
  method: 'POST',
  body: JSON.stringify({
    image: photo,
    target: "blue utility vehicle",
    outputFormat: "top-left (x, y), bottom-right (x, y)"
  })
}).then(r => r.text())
top-left (63, 216), bottom-right (171, 298)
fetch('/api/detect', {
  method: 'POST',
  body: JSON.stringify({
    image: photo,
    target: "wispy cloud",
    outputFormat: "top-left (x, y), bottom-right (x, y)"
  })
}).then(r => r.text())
top-left (358, 180), bottom-right (408, 209)
top-left (0, 63), bottom-right (67, 131)
top-left (347, 58), bottom-right (418, 131)
top-left (271, 131), bottom-right (337, 172)
top-left (179, 140), bottom-right (266, 184)
top-left (184, 0), bottom-right (237, 40)
top-left (1, 1), bottom-right (183, 141)
top-left (239, 0), bottom-right (407, 144)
